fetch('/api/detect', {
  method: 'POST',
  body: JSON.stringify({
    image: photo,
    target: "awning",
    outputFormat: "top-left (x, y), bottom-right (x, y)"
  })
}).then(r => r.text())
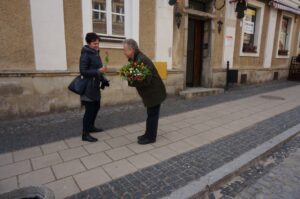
top-left (269, 0), bottom-right (300, 15)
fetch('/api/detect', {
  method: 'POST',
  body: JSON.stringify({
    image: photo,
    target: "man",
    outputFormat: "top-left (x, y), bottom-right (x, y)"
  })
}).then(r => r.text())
top-left (123, 39), bottom-right (167, 145)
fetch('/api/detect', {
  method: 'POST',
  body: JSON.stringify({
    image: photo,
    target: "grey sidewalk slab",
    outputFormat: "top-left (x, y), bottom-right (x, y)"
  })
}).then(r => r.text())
top-left (66, 104), bottom-right (300, 199)
top-left (0, 81), bottom-right (299, 154)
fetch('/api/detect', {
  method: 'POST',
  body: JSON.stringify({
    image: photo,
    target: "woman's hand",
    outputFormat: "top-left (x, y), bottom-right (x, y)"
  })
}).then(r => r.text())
top-left (99, 67), bottom-right (107, 74)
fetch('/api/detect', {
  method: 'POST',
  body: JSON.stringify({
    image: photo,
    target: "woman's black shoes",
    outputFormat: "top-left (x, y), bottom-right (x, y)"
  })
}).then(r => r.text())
top-left (82, 132), bottom-right (98, 142)
top-left (82, 127), bottom-right (102, 142)
top-left (90, 127), bottom-right (103, 133)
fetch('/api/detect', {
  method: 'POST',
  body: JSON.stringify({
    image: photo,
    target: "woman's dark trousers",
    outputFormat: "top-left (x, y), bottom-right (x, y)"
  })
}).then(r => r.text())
top-left (82, 101), bottom-right (100, 132)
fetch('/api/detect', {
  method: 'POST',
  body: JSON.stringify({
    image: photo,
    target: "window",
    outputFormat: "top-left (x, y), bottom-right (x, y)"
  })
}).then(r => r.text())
top-left (82, 0), bottom-right (139, 48)
top-left (92, 0), bottom-right (107, 34)
top-left (277, 15), bottom-right (293, 57)
top-left (92, 0), bottom-right (125, 38)
top-left (242, 7), bottom-right (257, 53)
top-left (189, 0), bottom-right (208, 12)
top-left (240, 1), bottom-right (265, 57)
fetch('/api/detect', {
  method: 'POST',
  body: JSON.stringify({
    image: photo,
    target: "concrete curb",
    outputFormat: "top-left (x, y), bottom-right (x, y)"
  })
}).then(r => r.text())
top-left (163, 123), bottom-right (300, 199)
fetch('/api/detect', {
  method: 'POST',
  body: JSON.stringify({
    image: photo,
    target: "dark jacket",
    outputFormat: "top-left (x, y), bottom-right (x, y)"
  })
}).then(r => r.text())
top-left (79, 46), bottom-right (104, 101)
top-left (128, 50), bottom-right (167, 107)
top-left (296, 54), bottom-right (300, 63)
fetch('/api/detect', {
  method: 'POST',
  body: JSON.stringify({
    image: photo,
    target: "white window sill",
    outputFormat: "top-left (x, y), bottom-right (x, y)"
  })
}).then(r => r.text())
top-left (100, 42), bottom-right (123, 49)
top-left (276, 55), bottom-right (290, 59)
top-left (240, 52), bottom-right (260, 57)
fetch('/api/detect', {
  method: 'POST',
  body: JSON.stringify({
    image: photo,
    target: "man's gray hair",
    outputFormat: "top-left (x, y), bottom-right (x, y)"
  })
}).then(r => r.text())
top-left (123, 39), bottom-right (139, 51)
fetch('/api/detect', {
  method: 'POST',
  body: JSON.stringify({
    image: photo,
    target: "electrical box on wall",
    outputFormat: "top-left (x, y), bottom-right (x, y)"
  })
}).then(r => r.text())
top-left (154, 62), bottom-right (168, 80)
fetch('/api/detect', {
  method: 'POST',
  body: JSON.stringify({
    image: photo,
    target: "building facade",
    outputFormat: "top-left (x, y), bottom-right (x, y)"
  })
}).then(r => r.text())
top-left (0, 0), bottom-right (299, 119)
top-left (174, 0), bottom-right (300, 88)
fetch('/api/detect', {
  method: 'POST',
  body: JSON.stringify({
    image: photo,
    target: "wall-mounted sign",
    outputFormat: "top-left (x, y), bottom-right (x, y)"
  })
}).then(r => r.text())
top-left (245, 9), bottom-right (256, 16)
top-left (244, 21), bottom-right (254, 34)
top-left (225, 35), bottom-right (233, 47)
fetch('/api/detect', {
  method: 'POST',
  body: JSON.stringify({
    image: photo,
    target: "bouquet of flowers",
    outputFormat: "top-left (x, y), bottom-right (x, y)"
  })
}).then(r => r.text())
top-left (120, 61), bottom-right (151, 84)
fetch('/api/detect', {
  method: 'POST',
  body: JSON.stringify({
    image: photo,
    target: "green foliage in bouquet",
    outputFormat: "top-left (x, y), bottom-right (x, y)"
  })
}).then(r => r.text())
top-left (104, 51), bottom-right (109, 66)
top-left (120, 61), bottom-right (151, 84)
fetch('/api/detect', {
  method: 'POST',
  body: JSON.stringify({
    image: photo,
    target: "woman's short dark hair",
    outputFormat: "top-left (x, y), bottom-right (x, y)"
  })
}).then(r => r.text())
top-left (85, 32), bottom-right (100, 44)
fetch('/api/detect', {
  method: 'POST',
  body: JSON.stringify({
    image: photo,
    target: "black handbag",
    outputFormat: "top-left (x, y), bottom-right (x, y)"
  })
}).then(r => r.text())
top-left (68, 75), bottom-right (88, 95)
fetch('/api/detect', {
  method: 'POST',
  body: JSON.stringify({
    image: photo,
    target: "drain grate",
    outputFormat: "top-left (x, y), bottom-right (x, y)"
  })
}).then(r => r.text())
top-left (260, 95), bottom-right (285, 100)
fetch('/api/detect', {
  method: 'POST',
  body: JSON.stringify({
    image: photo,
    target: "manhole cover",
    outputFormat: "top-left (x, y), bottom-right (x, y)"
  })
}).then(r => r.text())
top-left (260, 95), bottom-right (285, 100)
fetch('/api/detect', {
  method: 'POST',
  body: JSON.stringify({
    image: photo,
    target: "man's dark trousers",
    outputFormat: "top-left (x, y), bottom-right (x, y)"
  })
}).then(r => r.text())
top-left (145, 104), bottom-right (161, 140)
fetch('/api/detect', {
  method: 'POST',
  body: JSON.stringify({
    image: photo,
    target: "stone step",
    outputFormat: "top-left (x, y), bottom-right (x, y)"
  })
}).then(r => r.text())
top-left (179, 87), bottom-right (224, 99)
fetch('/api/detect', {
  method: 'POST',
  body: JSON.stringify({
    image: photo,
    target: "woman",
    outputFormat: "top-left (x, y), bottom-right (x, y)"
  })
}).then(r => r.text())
top-left (80, 32), bottom-right (108, 142)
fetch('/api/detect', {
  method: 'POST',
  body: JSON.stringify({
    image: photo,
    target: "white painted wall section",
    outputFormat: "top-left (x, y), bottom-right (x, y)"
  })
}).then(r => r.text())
top-left (263, 8), bottom-right (278, 68)
top-left (155, 0), bottom-right (174, 69)
top-left (30, 0), bottom-right (67, 70)
top-left (125, 0), bottom-right (139, 43)
top-left (82, 0), bottom-right (93, 45)
top-left (222, 1), bottom-right (237, 68)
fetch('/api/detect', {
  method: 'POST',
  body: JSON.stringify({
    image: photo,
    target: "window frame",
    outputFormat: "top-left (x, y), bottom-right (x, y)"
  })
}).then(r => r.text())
top-left (82, 0), bottom-right (139, 49)
top-left (92, 0), bottom-right (125, 38)
top-left (239, 0), bottom-right (265, 57)
top-left (276, 12), bottom-right (294, 59)
top-left (298, 31), bottom-right (300, 55)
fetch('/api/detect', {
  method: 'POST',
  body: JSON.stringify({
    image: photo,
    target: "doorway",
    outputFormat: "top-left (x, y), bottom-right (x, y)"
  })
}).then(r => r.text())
top-left (186, 18), bottom-right (204, 87)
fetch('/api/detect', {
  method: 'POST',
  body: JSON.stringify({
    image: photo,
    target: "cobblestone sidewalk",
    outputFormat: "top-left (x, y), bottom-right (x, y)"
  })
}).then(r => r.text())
top-left (0, 83), bottom-right (299, 198)
top-left (216, 135), bottom-right (300, 199)
top-left (236, 146), bottom-right (300, 199)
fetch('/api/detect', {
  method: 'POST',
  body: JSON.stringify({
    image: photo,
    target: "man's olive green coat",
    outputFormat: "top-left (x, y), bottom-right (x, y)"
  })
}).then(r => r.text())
top-left (128, 50), bottom-right (167, 107)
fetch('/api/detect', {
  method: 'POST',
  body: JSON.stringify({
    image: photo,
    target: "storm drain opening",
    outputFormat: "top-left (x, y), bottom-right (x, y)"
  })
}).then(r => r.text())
top-left (260, 95), bottom-right (285, 100)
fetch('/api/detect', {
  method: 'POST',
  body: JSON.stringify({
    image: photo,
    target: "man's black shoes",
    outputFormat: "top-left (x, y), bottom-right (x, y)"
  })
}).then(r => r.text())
top-left (90, 127), bottom-right (104, 133)
top-left (138, 137), bottom-right (156, 145)
top-left (137, 134), bottom-right (147, 141)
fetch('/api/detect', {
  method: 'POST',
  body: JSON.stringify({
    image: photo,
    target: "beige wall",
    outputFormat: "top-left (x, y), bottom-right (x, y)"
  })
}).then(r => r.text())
top-left (0, 72), bottom-right (184, 119)
top-left (212, 67), bottom-right (288, 88)
top-left (0, 0), bottom-right (35, 71)
top-left (139, 0), bottom-right (156, 60)
top-left (172, 2), bottom-right (185, 70)
top-left (99, 49), bottom-right (127, 69)
top-left (211, 9), bottom-right (226, 69)
top-left (63, 0), bottom-right (83, 71)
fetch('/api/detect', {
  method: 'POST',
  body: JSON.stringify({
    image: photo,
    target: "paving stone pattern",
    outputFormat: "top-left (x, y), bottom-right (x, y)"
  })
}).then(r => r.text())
top-left (0, 81), bottom-right (298, 153)
top-left (215, 135), bottom-right (300, 199)
top-left (66, 106), bottom-right (300, 199)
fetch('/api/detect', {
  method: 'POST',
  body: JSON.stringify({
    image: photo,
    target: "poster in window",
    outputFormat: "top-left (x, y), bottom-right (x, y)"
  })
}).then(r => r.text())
top-left (244, 21), bottom-right (254, 34)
